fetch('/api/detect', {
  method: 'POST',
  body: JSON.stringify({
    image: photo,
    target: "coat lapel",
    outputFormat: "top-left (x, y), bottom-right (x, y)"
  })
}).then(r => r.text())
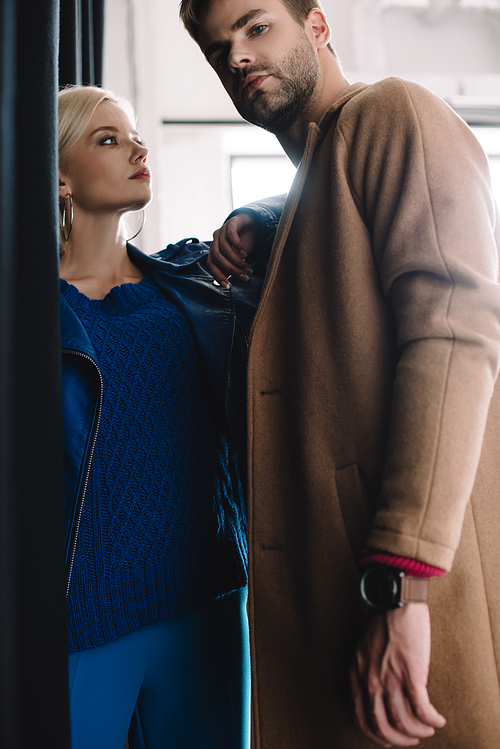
top-left (249, 83), bottom-right (369, 343)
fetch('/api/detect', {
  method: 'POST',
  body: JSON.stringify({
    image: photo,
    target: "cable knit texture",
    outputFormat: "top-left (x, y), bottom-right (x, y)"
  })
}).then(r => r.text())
top-left (359, 549), bottom-right (445, 577)
top-left (61, 277), bottom-right (247, 653)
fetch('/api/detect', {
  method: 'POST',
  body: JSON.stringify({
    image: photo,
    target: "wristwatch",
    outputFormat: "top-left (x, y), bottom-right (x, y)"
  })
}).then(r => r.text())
top-left (359, 564), bottom-right (429, 611)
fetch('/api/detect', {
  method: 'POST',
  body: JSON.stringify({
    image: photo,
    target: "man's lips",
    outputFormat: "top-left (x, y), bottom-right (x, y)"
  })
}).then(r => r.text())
top-left (130, 167), bottom-right (151, 181)
top-left (241, 74), bottom-right (270, 97)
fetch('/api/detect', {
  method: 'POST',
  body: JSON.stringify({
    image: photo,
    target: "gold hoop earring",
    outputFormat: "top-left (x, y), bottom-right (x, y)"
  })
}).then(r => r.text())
top-left (61, 194), bottom-right (73, 242)
top-left (126, 209), bottom-right (146, 243)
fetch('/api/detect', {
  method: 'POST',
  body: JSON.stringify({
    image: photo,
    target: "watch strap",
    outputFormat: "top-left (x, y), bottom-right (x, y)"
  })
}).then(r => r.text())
top-left (400, 575), bottom-right (429, 604)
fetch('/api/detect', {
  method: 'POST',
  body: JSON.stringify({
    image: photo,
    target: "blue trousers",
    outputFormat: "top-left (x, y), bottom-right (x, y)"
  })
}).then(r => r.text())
top-left (68, 588), bottom-right (250, 749)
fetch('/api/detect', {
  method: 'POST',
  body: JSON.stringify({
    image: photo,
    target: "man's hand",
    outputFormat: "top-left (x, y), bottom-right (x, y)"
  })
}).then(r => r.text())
top-left (208, 213), bottom-right (257, 289)
top-left (350, 603), bottom-right (446, 747)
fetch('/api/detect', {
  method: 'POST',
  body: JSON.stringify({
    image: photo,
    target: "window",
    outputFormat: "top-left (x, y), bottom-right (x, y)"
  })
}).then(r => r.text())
top-left (471, 127), bottom-right (500, 208)
top-left (231, 156), bottom-right (296, 209)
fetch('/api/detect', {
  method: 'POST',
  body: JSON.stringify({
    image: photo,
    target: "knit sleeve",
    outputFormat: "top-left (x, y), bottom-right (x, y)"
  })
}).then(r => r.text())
top-left (359, 549), bottom-right (445, 577)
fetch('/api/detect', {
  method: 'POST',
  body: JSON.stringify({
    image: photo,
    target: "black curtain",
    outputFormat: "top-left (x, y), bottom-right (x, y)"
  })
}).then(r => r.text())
top-left (0, 0), bottom-right (104, 746)
top-left (59, 0), bottom-right (105, 87)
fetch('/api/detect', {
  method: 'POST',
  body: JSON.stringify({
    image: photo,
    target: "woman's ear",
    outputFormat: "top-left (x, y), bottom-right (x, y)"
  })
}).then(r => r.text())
top-left (306, 8), bottom-right (331, 51)
top-left (59, 175), bottom-right (72, 200)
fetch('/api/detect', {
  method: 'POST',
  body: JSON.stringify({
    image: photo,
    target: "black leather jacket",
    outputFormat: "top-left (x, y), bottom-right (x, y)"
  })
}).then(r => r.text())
top-left (61, 196), bottom-right (283, 591)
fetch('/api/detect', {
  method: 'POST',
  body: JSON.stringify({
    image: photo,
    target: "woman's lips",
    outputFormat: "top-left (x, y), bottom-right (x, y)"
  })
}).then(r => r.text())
top-left (130, 167), bottom-right (151, 181)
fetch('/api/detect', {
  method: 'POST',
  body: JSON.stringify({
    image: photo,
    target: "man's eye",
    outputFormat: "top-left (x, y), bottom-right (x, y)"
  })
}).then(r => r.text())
top-left (250, 24), bottom-right (267, 36)
top-left (215, 52), bottom-right (228, 69)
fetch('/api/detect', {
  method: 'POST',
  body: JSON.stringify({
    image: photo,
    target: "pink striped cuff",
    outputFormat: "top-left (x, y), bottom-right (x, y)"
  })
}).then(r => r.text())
top-left (359, 549), bottom-right (445, 578)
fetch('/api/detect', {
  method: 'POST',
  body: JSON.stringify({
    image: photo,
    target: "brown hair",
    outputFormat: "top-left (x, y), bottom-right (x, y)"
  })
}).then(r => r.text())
top-left (179, 0), bottom-right (335, 54)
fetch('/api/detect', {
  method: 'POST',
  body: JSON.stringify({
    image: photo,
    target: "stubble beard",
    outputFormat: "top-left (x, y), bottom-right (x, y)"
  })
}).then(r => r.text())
top-left (234, 35), bottom-right (320, 134)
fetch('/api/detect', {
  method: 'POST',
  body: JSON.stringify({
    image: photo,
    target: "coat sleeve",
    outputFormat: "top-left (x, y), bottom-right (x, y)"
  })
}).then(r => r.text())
top-left (341, 79), bottom-right (500, 570)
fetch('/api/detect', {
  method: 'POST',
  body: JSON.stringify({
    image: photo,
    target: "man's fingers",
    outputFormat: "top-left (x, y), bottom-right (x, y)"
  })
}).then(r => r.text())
top-left (352, 654), bottom-right (429, 747)
top-left (350, 665), bottom-right (393, 747)
top-left (367, 688), bottom-right (422, 747)
top-left (406, 683), bottom-right (446, 729)
top-left (384, 680), bottom-right (436, 739)
top-left (351, 605), bottom-right (446, 747)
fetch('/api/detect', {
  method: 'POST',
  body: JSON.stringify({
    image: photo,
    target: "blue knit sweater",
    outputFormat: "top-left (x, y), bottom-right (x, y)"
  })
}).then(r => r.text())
top-left (61, 277), bottom-right (247, 652)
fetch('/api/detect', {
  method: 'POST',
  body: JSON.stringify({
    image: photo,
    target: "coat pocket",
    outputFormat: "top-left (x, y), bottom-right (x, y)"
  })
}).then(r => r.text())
top-left (335, 463), bottom-right (372, 559)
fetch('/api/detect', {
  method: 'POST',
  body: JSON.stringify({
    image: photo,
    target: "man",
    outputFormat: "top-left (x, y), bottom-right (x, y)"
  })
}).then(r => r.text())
top-left (180, 1), bottom-right (500, 747)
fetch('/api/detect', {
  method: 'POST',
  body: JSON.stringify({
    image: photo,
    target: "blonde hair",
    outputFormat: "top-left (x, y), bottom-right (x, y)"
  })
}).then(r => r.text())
top-left (58, 85), bottom-right (137, 251)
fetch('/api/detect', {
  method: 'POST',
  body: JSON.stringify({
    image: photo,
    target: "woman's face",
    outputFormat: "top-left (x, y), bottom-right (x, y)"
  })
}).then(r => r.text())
top-left (59, 100), bottom-right (152, 215)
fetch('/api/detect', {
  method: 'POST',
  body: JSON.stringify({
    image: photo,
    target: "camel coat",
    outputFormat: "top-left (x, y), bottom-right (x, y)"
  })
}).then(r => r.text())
top-left (247, 79), bottom-right (500, 748)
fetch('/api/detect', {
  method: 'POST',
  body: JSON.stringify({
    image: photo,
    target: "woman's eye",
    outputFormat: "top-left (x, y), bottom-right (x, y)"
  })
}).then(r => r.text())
top-left (135, 139), bottom-right (146, 147)
top-left (100, 136), bottom-right (117, 145)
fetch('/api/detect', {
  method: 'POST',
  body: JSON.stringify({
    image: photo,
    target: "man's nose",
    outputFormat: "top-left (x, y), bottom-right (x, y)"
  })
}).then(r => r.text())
top-left (228, 44), bottom-right (255, 73)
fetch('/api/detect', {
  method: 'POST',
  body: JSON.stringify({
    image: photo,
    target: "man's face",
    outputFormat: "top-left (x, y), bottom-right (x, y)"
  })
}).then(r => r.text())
top-left (198, 0), bottom-right (320, 133)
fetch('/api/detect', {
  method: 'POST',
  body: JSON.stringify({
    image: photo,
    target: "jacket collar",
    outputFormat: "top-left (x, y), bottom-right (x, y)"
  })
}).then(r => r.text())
top-left (60, 293), bottom-right (97, 360)
top-left (127, 239), bottom-right (209, 272)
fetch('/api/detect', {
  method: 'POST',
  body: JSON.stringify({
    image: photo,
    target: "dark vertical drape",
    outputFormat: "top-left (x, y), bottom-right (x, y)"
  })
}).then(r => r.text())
top-left (0, 0), bottom-right (69, 744)
top-left (0, 0), bottom-right (105, 745)
top-left (59, 0), bottom-right (105, 87)
top-left (0, 0), bottom-right (68, 745)
top-left (59, 0), bottom-right (82, 86)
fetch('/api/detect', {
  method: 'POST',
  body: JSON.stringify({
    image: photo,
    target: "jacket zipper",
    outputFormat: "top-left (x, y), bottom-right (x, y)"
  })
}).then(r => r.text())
top-left (235, 315), bottom-right (249, 352)
top-left (224, 292), bottom-right (250, 415)
top-left (62, 348), bottom-right (103, 597)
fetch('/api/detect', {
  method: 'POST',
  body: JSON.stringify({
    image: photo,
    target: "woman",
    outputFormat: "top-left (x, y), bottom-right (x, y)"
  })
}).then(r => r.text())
top-left (58, 84), bottom-right (274, 749)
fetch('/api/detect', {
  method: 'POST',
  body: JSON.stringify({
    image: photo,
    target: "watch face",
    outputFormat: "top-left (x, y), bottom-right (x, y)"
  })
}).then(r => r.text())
top-left (360, 565), bottom-right (403, 610)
